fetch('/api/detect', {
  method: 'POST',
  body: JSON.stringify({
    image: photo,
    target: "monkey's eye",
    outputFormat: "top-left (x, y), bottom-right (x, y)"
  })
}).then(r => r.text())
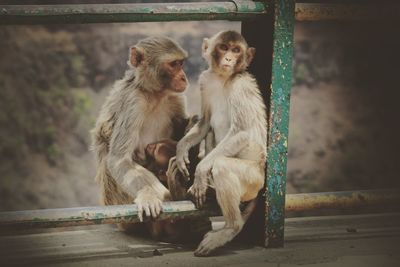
top-left (219, 44), bottom-right (228, 51)
top-left (169, 60), bottom-right (183, 68)
top-left (232, 47), bottom-right (241, 53)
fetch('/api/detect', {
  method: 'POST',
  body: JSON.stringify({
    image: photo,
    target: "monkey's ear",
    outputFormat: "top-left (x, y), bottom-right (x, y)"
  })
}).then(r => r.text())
top-left (129, 46), bottom-right (144, 68)
top-left (202, 38), bottom-right (209, 56)
top-left (246, 47), bottom-right (256, 65)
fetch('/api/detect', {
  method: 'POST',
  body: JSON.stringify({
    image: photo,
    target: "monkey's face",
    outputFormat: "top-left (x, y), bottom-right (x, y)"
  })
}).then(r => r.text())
top-left (129, 36), bottom-right (189, 93)
top-left (145, 140), bottom-right (177, 169)
top-left (212, 42), bottom-right (245, 75)
top-left (160, 59), bottom-right (188, 93)
top-left (203, 31), bottom-right (256, 77)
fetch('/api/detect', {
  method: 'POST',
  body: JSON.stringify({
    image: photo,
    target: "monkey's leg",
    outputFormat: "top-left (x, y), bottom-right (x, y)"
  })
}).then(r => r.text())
top-left (194, 157), bottom-right (263, 257)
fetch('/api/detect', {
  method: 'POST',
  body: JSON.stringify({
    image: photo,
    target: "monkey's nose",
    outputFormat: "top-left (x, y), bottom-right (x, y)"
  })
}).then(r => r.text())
top-left (225, 58), bottom-right (232, 62)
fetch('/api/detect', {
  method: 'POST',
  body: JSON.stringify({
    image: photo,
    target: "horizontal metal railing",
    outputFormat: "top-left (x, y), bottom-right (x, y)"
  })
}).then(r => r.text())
top-left (1, 189), bottom-right (398, 230)
top-left (1, 1), bottom-right (400, 25)
top-left (0, 1), bottom-right (267, 24)
top-left (295, 3), bottom-right (400, 21)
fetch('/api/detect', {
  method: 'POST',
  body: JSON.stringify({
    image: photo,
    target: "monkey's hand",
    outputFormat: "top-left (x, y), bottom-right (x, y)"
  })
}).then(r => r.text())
top-left (166, 156), bottom-right (189, 200)
top-left (134, 189), bottom-right (163, 222)
top-left (175, 142), bottom-right (190, 177)
top-left (188, 160), bottom-right (212, 208)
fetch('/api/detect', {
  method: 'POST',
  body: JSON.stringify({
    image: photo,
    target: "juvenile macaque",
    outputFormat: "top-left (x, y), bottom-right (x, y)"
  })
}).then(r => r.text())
top-left (145, 115), bottom-right (200, 200)
top-left (170, 30), bottom-right (267, 256)
top-left (145, 139), bottom-right (188, 200)
top-left (92, 36), bottom-right (190, 223)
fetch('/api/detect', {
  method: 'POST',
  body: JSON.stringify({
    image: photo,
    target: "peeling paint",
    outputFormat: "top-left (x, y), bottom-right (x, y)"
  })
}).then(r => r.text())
top-left (265, 0), bottom-right (295, 249)
top-left (0, 190), bottom-right (398, 230)
top-left (0, 1), bottom-right (268, 25)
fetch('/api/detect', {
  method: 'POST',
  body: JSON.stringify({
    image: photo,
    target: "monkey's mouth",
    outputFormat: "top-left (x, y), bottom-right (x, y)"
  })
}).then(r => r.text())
top-left (222, 64), bottom-right (233, 70)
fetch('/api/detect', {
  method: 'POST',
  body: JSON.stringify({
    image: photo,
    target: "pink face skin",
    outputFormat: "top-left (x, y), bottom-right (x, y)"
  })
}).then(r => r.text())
top-left (218, 43), bottom-right (242, 69)
top-left (212, 42), bottom-right (246, 76)
top-left (162, 59), bottom-right (188, 93)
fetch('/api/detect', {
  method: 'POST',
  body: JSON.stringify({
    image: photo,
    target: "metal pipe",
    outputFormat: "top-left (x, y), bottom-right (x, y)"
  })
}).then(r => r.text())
top-left (295, 3), bottom-right (400, 21)
top-left (0, 201), bottom-right (218, 229)
top-left (2, 2), bottom-right (400, 24)
top-left (265, 0), bottom-right (295, 249)
top-left (1, 190), bottom-right (398, 229)
top-left (0, 1), bottom-right (267, 25)
top-left (285, 189), bottom-right (400, 213)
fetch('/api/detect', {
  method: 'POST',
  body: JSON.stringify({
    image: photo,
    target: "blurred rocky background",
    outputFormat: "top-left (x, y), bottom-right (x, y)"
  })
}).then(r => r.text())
top-left (0, 3), bottom-right (400, 211)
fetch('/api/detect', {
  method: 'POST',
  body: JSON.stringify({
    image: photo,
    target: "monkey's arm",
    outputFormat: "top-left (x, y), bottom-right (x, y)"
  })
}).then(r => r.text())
top-left (175, 117), bottom-right (211, 177)
top-left (107, 113), bottom-right (170, 222)
top-left (202, 130), bottom-right (249, 162)
top-left (191, 129), bottom-right (249, 207)
top-left (175, 86), bottom-right (211, 176)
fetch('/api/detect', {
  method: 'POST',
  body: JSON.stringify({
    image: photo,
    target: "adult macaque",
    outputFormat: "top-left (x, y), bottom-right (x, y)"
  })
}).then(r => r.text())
top-left (170, 30), bottom-right (267, 256)
top-left (92, 36), bottom-right (190, 223)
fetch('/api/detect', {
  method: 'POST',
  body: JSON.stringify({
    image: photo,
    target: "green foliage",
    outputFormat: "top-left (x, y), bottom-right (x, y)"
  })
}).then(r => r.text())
top-left (0, 26), bottom-right (88, 168)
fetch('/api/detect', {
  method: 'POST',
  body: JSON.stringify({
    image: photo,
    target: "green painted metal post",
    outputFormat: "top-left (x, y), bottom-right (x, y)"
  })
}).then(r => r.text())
top-left (242, 0), bottom-right (294, 247)
top-left (265, 0), bottom-right (295, 248)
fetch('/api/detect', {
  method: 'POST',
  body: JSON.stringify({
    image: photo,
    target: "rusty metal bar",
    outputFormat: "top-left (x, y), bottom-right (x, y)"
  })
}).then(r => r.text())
top-left (0, 1), bottom-right (267, 25)
top-left (2, 190), bottom-right (397, 230)
top-left (295, 3), bottom-right (400, 21)
top-left (286, 189), bottom-right (400, 213)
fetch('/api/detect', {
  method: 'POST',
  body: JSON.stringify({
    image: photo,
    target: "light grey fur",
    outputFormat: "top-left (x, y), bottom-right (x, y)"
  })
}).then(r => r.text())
top-left (92, 36), bottom-right (188, 222)
top-left (172, 30), bottom-right (267, 256)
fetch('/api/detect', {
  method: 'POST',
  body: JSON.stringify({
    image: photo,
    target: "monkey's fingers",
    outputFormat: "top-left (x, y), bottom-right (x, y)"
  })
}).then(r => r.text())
top-left (195, 190), bottom-right (203, 208)
top-left (170, 163), bottom-right (178, 178)
top-left (143, 204), bottom-right (151, 218)
top-left (198, 191), bottom-right (206, 208)
top-left (178, 161), bottom-right (190, 178)
top-left (187, 186), bottom-right (196, 206)
top-left (150, 204), bottom-right (157, 218)
top-left (183, 151), bottom-right (190, 165)
top-left (167, 156), bottom-right (177, 175)
top-left (137, 203), bottom-right (144, 222)
top-left (201, 192), bottom-right (207, 207)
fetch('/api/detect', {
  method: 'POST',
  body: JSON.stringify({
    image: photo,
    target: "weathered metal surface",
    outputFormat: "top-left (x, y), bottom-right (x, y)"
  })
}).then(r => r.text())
top-left (0, 201), bottom-right (219, 229)
top-left (295, 3), bottom-right (400, 21)
top-left (265, 0), bottom-right (295, 248)
top-left (286, 189), bottom-right (400, 213)
top-left (0, 190), bottom-right (398, 229)
top-left (0, 1), bottom-right (267, 25)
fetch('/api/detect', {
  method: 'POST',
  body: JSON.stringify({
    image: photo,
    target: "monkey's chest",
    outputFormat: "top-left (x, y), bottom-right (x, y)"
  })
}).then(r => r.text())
top-left (135, 111), bottom-right (173, 163)
top-left (209, 96), bottom-right (231, 144)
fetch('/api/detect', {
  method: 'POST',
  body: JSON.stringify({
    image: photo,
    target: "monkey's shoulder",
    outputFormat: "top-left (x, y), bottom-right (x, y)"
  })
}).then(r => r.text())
top-left (225, 73), bottom-right (259, 98)
top-left (231, 72), bottom-right (257, 87)
top-left (198, 70), bottom-right (225, 91)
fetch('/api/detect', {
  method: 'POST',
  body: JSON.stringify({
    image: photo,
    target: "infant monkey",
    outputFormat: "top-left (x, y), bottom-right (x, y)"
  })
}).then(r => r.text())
top-left (145, 115), bottom-right (200, 200)
top-left (145, 139), bottom-right (188, 200)
top-left (171, 30), bottom-right (267, 256)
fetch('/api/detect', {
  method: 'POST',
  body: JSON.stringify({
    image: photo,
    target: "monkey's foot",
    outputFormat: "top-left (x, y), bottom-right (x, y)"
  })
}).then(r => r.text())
top-left (194, 228), bottom-right (237, 257)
